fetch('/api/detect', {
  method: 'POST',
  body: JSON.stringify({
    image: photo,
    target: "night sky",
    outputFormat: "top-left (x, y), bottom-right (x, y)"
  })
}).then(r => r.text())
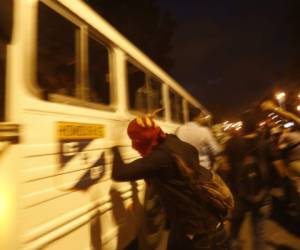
top-left (158, 0), bottom-right (299, 121)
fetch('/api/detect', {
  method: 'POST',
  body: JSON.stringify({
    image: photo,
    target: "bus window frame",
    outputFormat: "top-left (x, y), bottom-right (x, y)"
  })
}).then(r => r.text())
top-left (126, 57), bottom-right (165, 120)
top-left (125, 59), bottom-right (146, 115)
top-left (35, 1), bottom-right (82, 102)
top-left (169, 87), bottom-right (184, 124)
top-left (182, 99), bottom-right (189, 122)
top-left (85, 28), bottom-right (115, 108)
top-left (34, 0), bottom-right (116, 112)
top-left (147, 75), bottom-right (165, 119)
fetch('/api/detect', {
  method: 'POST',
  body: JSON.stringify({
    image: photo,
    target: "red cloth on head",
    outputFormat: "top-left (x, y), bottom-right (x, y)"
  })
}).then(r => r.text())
top-left (127, 117), bottom-right (165, 156)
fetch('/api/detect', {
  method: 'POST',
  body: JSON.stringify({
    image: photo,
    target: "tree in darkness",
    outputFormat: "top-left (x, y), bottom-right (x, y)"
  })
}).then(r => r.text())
top-left (85, 0), bottom-right (176, 71)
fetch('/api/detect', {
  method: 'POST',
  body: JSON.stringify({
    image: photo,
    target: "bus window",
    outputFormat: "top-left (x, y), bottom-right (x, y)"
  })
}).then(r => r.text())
top-left (37, 3), bottom-right (77, 98)
top-left (0, 43), bottom-right (5, 121)
top-left (127, 62), bottom-right (147, 113)
top-left (170, 90), bottom-right (183, 123)
top-left (127, 62), bottom-right (163, 116)
top-left (148, 77), bottom-right (163, 117)
top-left (87, 35), bottom-right (110, 105)
top-left (188, 103), bottom-right (197, 121)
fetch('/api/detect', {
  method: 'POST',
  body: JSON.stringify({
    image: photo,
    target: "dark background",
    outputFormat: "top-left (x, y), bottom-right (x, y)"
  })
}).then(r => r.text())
top-left (86, 0), bottom-right (300, 121)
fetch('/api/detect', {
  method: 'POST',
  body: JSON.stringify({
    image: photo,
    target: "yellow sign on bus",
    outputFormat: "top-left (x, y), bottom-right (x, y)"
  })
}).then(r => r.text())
top-left (57, 122), bottom-right (105, 140)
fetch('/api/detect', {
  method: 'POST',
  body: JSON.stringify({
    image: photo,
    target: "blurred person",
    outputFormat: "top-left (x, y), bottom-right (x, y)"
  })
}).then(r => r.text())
top-left (176, 108), bottom-right (223, 170)
top-left (111, 113), bottom-right (234, 250)
top-left (278, 127), bottom-right (300, 211)
top-left (224, 109), bottom-right (275, 250)
top-left (269, 126), bottom-right (288, 180)
top-left (258, 107), bottom-right (300, 235)
top-left (261, 100), bottom-right (300, 208)
top-left (261, 100), bottom-right (300, 127)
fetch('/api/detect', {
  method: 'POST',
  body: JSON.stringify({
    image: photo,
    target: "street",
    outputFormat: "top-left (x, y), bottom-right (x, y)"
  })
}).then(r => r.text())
top-left (156, 215), bottom-right (300, 250)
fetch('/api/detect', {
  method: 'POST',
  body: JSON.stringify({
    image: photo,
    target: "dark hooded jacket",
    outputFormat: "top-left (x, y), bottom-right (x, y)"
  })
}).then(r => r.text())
top-left (112, 134), bottom-right (220, 234)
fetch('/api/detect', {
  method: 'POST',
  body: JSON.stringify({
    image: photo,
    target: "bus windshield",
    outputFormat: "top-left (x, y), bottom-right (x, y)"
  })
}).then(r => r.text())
top-left (0, 43), bottom-right (5, 121)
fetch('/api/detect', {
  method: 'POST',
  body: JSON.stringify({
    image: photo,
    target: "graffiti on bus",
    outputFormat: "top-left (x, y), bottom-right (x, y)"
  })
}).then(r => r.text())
top-left (57, 121), bottom-right (106, 190)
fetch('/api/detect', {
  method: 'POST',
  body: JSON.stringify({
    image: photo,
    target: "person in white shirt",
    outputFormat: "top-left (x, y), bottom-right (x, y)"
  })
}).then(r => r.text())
top-left (176, 108), bottom-right (222, 170)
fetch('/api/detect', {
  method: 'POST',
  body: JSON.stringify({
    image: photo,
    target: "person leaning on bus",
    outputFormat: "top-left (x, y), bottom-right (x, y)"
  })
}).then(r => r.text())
top-left (110, 115), bottom-right (231, 250)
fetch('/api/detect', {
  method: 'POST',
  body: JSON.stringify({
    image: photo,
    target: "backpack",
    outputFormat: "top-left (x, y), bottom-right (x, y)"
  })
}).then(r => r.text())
top-left (236, 137), bottom-right (270, 204)
top-left (160, 135), bottom-right (234, 218)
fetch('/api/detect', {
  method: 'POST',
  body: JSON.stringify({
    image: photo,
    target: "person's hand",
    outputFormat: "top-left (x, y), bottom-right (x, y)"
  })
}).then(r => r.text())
top-left (260, 100), bottom-right (278, 111)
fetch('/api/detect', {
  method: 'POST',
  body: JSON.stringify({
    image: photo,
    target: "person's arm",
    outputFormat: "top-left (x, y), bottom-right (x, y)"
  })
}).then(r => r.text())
top-left (261, 100), bottom-right (300, 126)
top-left (204, 128), bottom-right (222, 156)
top-left (111, 146), bottom-right (171, 182)
top-left (204, 128), bottom-right (224, 170)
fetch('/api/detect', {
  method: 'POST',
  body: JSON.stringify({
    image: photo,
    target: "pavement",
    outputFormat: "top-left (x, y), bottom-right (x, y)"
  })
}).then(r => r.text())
top-left (239, 215), bottom-right (300, 250)
top-left (156, 216), bottom-right (300, 250)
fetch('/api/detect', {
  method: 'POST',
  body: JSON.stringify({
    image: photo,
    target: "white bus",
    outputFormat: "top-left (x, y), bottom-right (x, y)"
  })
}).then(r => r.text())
top-left (0, 0), bottom-right (208, 249)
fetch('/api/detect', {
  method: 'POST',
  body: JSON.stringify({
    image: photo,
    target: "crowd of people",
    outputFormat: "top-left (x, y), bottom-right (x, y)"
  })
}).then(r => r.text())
top-left (110, 99), bottom-right (300, 250)
top-left (218, 100), bottom-right (300, 250)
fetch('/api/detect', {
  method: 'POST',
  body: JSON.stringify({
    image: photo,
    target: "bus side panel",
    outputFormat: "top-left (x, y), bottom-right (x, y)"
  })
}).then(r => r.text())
top-left (0, 143), bottom-right (21, 250)
top-left (18, 107), bottom-right (145, 250)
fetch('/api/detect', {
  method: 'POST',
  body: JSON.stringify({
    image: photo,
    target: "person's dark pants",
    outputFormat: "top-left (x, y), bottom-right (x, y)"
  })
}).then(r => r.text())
top-left (231, 199), bottom-right (270, 250)
top-left (167, 224), bottom-right (230, 250)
